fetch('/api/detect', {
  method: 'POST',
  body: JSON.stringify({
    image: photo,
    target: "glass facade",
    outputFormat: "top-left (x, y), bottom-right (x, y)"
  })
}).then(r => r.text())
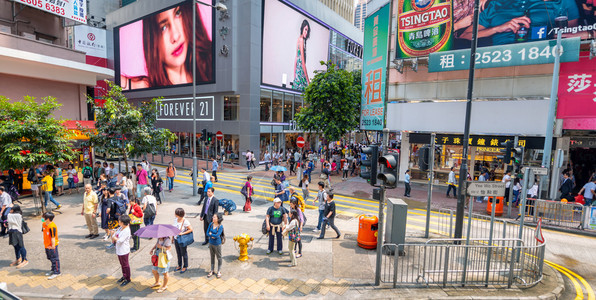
top-left (223, 95), bottom-right (239, 121)
top-left (260, 90), bottom-right (272, 122)
top-left (329, 31), bottom-right (363, 72)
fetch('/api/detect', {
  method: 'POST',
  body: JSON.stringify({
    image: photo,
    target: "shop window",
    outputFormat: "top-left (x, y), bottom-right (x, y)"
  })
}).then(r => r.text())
top-left (223, 95), bottom-right (239, 121)
top-left (260, 89), bottom-right (271, 122)
top-left (272, 91), bottom-right (283, 123)
top-left (283, 94), bottom-right (293, 122)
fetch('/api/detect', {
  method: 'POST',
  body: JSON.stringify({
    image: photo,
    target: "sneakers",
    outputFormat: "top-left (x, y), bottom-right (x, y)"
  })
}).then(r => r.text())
top-left (120, 280), bottom-right (131, 286)
top-left (10, 259), bottom-right (21, 267)
top-left (45, 271), bottom-right (54, 276)
top-left (278, 251), bottom-right (283, 255)
top-left (47, 273), bottom-right (61, 280)
top-left (56, 205), bottom-right (62, 209)
top-left (106, 243), bottom-right (115, 249)
top-left (117, 277), bottom-right (126, 283)
top-left (16, 260), bottom-right (28, 269)
top-left (313, 229), bottom-right (320, 232)
top-left (266, 250), bottom-right (272, 254)
top-left (103, 234), bottom-right (109, 241)
top-left (90, 234), bottom-right (99, 239)
top-left (85, 234), bottom-right (92, 238)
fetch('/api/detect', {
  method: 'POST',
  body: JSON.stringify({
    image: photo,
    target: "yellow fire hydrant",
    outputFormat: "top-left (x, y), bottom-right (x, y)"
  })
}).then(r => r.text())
top-left (233, 233), bottom-right (254, 261)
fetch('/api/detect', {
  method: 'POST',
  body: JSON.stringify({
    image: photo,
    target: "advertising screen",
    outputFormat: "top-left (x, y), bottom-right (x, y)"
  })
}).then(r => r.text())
top-left (116, 1), bottom-right (214, 90)
top-left (397, 0), bottom-right (593, 59)
top-left (262, 0), bottom-right (331, 91)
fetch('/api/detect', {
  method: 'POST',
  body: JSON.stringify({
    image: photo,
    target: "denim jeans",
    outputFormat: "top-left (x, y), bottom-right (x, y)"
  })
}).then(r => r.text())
top-left (67, 178), bottom-right (75, 190)
top-left (137, 184), bottom-right (147, 199)
top-left (316, 209), bottom-right (325, 230)
top-left (268, 229), bottom-right (283, 252)
top-left (14, 244), bottom-right (27, 261)
top-left (167, 177), bottom-right (174, 190)
top-left (143, 216), bottom-right (155, 226)
top-left (44, 191), bottom-right (60, 208)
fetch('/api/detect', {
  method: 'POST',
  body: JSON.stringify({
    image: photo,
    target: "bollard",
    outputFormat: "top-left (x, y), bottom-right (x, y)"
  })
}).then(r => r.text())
top-left (233, 233), bottom-right (254, 261)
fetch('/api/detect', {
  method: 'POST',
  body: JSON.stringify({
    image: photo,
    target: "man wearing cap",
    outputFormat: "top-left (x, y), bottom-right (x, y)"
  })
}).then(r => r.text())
top-left (265, 198), bottom-right (288, 255)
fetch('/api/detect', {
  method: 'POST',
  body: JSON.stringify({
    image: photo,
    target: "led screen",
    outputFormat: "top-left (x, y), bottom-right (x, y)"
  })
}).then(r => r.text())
top-left (116, 1), bottom-right (214, 90)
top-left (262, 0), bottom-right (331, 91)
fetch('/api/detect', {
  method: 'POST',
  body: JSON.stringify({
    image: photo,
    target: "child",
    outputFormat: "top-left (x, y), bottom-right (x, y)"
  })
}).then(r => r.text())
top-left (42, 211), bottom-right (60, 279)
top-left (112, 215), bottom-right (131, 286)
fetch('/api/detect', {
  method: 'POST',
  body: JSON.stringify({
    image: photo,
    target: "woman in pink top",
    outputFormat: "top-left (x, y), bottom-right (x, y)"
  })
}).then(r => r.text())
top-left (242, 176), bottom-right (253, 212)
top-left (136, 163), bottom-right (149, 199)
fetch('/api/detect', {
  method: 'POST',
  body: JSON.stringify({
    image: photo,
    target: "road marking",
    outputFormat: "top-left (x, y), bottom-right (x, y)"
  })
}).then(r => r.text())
top-left (546, 261), bottom-right (583, 300)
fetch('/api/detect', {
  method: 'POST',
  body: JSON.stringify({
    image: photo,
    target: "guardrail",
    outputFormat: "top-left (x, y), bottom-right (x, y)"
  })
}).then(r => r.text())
top-left (381, 237), bottom-right (545, 288)
top-left (522, 199), bottom-right (585, 229)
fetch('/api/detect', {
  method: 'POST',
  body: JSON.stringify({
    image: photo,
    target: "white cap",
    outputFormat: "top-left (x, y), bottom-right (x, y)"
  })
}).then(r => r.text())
top-left (273, 197), bottom-right (282, 203)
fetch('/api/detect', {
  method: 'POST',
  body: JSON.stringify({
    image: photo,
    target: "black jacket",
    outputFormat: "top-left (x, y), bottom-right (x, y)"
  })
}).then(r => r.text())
top-left (200, 196), bottom-right (219, 221)
top-left (560, 178), bottom-right (573, 199)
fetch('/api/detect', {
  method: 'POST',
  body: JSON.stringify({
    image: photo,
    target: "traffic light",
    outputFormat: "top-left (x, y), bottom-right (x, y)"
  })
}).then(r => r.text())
top-left (360, 145), bottom-right (379, 186)
top-left (200, 129), bottom-right (207, 142)
top-left (497, 141), bottom-right (513, 164)
top-left (378, 154), bottom-right (399, 188)
top-left (418, 146), bottom-right (430, 171)
top-left (512, 146), bottom-right (525, 172)
top-left (207, 132), bottom-right (213, 142)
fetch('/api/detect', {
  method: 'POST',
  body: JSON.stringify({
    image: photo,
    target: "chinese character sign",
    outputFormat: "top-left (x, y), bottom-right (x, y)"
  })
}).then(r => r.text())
top-left (361, 4), bottom-right (390, 131)
top-left (557, 53), bottom-right (596, 130)
top-left (16, 0), bottom-right (86, 24)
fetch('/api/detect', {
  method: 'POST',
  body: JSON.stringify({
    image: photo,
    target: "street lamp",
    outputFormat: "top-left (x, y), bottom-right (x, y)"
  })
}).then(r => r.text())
top-left (192, 1), bottom-right (228, 196)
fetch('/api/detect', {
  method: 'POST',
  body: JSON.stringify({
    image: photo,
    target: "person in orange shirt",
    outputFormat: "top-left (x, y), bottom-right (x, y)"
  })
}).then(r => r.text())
top-left (42, 211), bottom-right (60, 279)
top-left (166, 163), bottom-right (176, 192)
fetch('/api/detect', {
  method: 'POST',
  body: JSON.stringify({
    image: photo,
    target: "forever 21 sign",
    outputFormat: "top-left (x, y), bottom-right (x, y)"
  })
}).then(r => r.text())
top-left (157, 97), bottom-right (214, 121)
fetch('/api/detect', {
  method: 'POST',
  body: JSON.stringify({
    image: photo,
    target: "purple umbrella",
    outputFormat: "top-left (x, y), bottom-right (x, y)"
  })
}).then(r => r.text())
top-left (134, 224), bottom-right (180, 239)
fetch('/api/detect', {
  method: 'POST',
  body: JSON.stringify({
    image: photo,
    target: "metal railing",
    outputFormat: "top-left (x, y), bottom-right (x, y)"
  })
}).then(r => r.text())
top-left (521, 199), bottom-right (585, 229)
top-left (382, 237), bottom-right (545, 288)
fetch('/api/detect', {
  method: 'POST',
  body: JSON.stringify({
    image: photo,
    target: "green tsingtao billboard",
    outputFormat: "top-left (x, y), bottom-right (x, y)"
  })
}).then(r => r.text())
top-left (361, 4), bottom-right (391, 131)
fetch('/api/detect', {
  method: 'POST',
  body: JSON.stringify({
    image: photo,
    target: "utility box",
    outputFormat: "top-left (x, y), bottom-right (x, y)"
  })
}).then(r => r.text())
top-left (385, 198), bottom-right (408, 254)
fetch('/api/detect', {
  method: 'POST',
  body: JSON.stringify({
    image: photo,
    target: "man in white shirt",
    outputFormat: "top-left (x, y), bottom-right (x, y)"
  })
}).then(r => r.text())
top-left (0, 187), bottom-right (13, 236)
top-left (447, 167), bottom-right (457, 198)
top-left (502, 170), bottom-right (512, 204)
top-left (112, 215), bottom-right (131, 286)
top-left (211, 158), bottom-right (219, 182)
top-left (264, 150), bottom-right (271, 171)
top-left (141, 187), bottom-right (157, 225)
top-left (246, 151), bottom-right (252, 170)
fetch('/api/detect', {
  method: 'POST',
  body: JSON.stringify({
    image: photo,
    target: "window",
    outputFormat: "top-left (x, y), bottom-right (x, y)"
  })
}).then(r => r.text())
top-left (260, 89), bottom-right (271, 122)
top-left (283, 94), bottom-right (293, 122)
top-left (272, 91), bottom-right (283, 122)
top-left (294, 95), bottom-right (303, 117)
top-left (223, 95), bottom-right (239, 121)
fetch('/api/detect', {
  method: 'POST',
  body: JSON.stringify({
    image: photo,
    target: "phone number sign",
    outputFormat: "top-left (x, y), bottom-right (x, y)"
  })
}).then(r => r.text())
top-left (428, 37), bottom-right (580, 72)
top-left (17, 0), bottom-right (87, 24)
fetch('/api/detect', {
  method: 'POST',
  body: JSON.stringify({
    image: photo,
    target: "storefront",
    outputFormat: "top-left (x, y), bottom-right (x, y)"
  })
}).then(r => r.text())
top-left (405, 133), bottom-right (550, 184)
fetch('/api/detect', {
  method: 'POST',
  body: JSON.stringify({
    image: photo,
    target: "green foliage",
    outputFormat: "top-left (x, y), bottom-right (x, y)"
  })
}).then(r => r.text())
top-left (84, 81), bottom-right (175, 171)
top-left (295, 61), bottom-right (361, 141)
top-left (0, 96), bottom-right (77, 170)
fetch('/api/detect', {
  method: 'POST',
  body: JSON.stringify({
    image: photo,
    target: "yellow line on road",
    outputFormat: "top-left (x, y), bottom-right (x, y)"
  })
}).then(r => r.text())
top-left (547, 261), bottom-right (584, 300)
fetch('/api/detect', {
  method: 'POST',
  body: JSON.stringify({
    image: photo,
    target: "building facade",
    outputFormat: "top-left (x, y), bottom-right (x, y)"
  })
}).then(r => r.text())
top-left (107, 0), bottom-right (363, 165)
top-left (354, 0), bottom-right (367, 31)
top-left (318, 0), bottom-right (355, 24)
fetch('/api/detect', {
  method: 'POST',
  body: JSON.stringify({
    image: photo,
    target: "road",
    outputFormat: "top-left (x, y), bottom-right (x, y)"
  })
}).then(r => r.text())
top-left (173, 169), bottom-right (596, 300)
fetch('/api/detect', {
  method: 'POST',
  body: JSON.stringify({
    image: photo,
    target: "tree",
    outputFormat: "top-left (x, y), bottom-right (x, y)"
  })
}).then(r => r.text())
top-left (0, 96), bottom-right (77, 170)
top-left (85, 81), bottom-right (175, 172)
top-left (294, 61), bottom-right (361, 141)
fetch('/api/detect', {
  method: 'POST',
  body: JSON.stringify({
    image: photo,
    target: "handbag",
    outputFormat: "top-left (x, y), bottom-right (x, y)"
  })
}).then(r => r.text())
top-left (261, 219), bottom-right (269, 235)
top-left (175, 219), bottom-right (194, 247)
top-left (158, 248), bottom-right (169, 268)
top-left (151, 250), bottom-right (158, 266)
top-left (21, 219), bottom-right (30, 234)
top-left (73, 174), bottom-right (79, 183)
top-left (129, 213), bottom-right (142, 225)
top-left (289, 227), bottom-right (301, 242)
top-left (241, 185), bottom-right (248, 197)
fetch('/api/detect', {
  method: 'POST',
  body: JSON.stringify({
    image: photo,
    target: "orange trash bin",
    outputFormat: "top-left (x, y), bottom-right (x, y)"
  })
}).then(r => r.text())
top-left (486, 197), bottom-right (504, 216)
top-left (357, 215), bottom-right (378, 249)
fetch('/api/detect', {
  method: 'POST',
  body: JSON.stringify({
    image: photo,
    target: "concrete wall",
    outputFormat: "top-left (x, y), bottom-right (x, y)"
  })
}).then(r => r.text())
top-left (0, 73), bottom-right (88, 120)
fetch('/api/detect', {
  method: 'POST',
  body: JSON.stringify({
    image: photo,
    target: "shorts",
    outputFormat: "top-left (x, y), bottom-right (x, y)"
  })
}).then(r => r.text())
top-left (152, 262), bottom-right (170, 275)
top-left (31, 184), bottom-right (39, 191)
top-left (108, 220), bottom-right (119, 230)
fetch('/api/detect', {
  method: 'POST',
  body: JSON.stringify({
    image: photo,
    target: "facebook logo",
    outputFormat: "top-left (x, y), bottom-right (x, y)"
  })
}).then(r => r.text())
top-left (532, 26), bottom-right (547, 40)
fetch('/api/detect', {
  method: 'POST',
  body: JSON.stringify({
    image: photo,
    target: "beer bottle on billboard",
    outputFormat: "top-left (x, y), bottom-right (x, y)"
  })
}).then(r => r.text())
top-left (396, 0), bottom-right (452, 58)
top-left (515, 10), bottom-right (530, 43)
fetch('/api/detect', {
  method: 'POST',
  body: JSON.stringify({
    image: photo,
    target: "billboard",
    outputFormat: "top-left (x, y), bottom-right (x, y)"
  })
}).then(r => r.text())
top-left (261, 0), bottom-right (331, 91)
top-left (115, 1), bottom-right (214, 91)
top-left (74, 26), bottom-right (107, 59)
top-left (361, 4), bottom-right (391, 131)
top-left (397, 0), bottom-right (591, 59)
top-left (16, 0), bottom-right (87, 24)
top-left (557, 52), bottom-right (596, 130)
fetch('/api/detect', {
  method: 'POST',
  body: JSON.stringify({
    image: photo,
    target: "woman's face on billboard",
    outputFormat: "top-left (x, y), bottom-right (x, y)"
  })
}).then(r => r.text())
top-left (302, 25), bottom-right (309, 38)
top-left (157, 6), bottom-right (187, 70)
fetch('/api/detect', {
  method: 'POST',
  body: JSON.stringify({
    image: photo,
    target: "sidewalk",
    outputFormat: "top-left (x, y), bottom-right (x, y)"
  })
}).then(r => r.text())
top-left (0, 185), bottom-right (563, 299)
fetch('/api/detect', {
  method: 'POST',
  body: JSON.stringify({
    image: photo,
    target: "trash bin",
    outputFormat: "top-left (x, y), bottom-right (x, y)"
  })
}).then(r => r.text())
top-left (486, 197), bottom-right (504, 216)
top-left (357, 215), bottom-right (378, 249)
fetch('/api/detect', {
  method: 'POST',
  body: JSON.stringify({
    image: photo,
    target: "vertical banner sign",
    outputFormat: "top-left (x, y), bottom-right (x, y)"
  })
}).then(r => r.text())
top-left (396, 0), bottom-right (452, 58)
top-left (361, 4), bottom-right (390, 131)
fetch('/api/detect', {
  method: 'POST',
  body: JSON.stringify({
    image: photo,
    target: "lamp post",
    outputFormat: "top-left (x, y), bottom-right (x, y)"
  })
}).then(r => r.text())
top-left (193, 1), bottom-right (227, 196)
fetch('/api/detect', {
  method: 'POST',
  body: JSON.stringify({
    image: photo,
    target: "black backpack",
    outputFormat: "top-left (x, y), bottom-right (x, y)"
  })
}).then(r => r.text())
top-left (27, 168), bottom-right (36, 183)
top-left (83, 167), bottom-right (92, 178)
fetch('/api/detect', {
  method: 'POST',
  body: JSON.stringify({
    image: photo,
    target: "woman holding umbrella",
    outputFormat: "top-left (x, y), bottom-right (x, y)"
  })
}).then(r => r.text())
top-left (150, 236), bottom-right (172, 293)
top-left (134, 223), bottom-right (180, 293)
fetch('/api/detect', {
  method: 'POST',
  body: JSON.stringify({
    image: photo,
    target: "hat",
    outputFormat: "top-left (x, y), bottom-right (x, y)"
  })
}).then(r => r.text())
top-left (273, 198), bottom-right (282, 203)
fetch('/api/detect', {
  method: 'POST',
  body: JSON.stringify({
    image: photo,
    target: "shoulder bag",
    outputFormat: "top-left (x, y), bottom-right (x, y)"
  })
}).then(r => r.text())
top-left (157, 247), bottom-right (169, 268)
top-left (175, 219), bottom-right (194, 247)
top-left (21, 219), bottom-right (30, 235)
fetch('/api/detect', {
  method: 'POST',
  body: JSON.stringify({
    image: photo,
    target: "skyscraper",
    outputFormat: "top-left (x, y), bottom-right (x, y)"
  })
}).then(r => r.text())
top-left (354, 0), bottom-right (367, 31)
top-left (317, 0), bottom-right (354, 23)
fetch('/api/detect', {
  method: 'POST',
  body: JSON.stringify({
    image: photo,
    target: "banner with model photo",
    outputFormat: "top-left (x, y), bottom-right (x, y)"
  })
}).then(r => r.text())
top-left (397, 0), bottom-right (595, 59)
top-left (116, 1), bottom-right (214, 91)
top-left (261, 0), bottom-right (331, 91)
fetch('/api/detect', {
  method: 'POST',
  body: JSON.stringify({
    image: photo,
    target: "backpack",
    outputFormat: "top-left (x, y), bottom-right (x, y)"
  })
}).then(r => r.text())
top-left (27, 168), bottom-right (36, 183)
top-left (291, 192), bottom-right (305, 212)
top-left (143, 196), bottom-right (156, 218)
top-left (83, 167), bottom-right (92, 178)
top-left (111, 198), bottom-right (128, 217)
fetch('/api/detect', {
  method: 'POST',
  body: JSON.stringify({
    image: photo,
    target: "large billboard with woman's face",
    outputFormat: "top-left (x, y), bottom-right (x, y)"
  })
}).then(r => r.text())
top-left (397, 0), bottom-right (594, 58)
top-left (262, 0), bottom-right (331, 91)
top-left (115, 1), bottom-right (214, 90)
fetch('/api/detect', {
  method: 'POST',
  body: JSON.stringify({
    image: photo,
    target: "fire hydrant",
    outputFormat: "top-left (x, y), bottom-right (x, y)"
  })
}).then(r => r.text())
top-left (233, 233), bottom-right (254, 261)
